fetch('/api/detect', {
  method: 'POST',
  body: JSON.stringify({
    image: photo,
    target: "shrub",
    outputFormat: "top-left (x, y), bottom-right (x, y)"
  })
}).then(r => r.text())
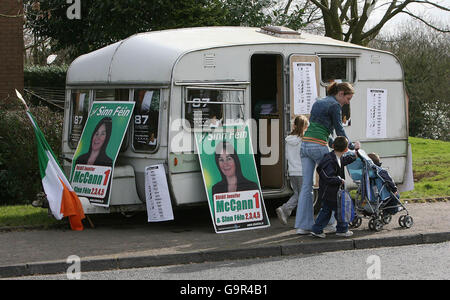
top-left (0, 105), bottom-right (63, 205)
top-left (24, 64), bottom-right (68, 88)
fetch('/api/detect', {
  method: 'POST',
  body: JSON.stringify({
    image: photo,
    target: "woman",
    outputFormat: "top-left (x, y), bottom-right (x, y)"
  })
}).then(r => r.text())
top-left (75, 117), bottom-right (113, 167)
top-left (212, 141), bottom-right (259, 195)
top-left (295, 82), bottom-right (360, 234)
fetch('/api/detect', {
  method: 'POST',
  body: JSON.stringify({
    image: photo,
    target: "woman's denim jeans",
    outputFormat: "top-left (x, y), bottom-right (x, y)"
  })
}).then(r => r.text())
top-left (294, 141), bottom-right (335, 230)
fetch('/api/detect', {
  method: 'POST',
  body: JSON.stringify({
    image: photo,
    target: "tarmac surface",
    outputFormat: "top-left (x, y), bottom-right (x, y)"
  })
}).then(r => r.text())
top-left (0, 201), bottom-right (449, 278)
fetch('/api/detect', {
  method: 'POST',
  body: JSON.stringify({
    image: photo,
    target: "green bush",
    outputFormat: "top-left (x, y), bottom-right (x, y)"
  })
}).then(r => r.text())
top-left (0, 106), bottom-right (63, 205)
top-left (24, 64), bottom-right (68, 88)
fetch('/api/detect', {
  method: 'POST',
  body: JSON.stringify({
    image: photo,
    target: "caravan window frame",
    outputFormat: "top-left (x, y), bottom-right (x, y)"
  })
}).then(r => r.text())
top-left (182, 86), bottom-right (246, 131)
top-left (130, 88), bottom-right (163, 154)
top-left (68, 89), bottom-right (92, 149)
top-left (67, 87), bottom-right (163, 154)
top-left (319, 55), bottom-right (357, 85)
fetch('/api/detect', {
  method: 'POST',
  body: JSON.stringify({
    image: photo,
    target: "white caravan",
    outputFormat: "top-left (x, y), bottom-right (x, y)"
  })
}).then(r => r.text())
top-left (62, 26), bottom-right (412, 214)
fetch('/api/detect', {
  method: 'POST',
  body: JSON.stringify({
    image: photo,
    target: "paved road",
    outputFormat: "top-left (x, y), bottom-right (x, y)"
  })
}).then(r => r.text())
top-left (1, 202), bottom-right (449, 278)
top-left (8, 241), bottom-right (450, 280)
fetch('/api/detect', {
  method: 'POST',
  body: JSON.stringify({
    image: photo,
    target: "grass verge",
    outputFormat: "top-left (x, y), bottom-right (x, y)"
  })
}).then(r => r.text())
top-left (0, 205), bottom-right (60, 228)
top-left (400, 137), bottom-right (450, 199)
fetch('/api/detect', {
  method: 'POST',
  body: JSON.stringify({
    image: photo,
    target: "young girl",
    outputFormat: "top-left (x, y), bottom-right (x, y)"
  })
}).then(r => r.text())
top-left (276, 115), bottom-right (309, 225)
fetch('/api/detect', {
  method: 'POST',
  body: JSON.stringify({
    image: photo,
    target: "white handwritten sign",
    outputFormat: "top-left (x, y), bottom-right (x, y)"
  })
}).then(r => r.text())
top-left (366, 88), bottom-right (387, 138)
top-left (292, 62), bottom-right (318, 115)
top-left (145, 164), bottom-right (174, 222)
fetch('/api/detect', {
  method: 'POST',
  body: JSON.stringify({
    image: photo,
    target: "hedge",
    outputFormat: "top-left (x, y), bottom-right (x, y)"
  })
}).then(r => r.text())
top-left (0, 106), bottom-right (63, 205)
top-left (24, 64), bottom-right (68, 88)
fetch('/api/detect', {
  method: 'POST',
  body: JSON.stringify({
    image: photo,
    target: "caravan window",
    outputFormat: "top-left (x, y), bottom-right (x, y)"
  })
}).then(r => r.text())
top-left (321, 57), bottom-right (356, 84)
top-left (132, 89), bottom-right (161, 152)
top-left (184, 87), bottom-right (244, 130)
top-left (69, 90), bottom-right (90, 149)
top-left (94, 89), bottom-right (129, 101)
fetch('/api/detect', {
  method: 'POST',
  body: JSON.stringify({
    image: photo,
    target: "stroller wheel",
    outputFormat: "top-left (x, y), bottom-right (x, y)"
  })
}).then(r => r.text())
top-left (350, 216), bottom-right (362, 228)
top-left (381, 214), bottom-right (392, 225)
top-left (399, 215), bottom-right (406, 227)
top-left (403, 215), bottom-right (414, 228)
top-left (369, 219), bottom-right (383, 232)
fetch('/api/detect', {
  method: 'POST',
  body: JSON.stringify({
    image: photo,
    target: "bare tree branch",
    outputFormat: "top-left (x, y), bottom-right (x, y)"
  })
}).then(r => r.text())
top-left (414, 0), bottom-right (449, 11)
top-left (401, 10), bottom-right (450, 33)
top-left (283, 0), bottom-right (294, 15)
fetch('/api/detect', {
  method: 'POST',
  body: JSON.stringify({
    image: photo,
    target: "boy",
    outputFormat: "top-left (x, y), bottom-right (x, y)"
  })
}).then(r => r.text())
top-left (311, 136), bottom-right (357, 238)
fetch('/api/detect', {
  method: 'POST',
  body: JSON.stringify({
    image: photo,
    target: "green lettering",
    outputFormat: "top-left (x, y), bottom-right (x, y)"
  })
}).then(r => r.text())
top-left (216, 200), bottom-right (224, 213)
top-left (73, 171), bottom-right (80, 183)
top-left (230, 199), bottom-right (236, 211)
top-left (247, 199), bottom-right (253, 209)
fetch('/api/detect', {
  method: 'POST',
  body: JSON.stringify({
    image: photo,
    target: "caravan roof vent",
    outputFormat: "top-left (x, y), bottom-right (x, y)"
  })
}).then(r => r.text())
top-left (259, 26), bottom-right (301, 39)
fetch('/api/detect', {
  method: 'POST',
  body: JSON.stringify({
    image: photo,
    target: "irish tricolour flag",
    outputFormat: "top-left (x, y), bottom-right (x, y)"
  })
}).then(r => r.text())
top-left (17, 90), bottom-right (85, 231)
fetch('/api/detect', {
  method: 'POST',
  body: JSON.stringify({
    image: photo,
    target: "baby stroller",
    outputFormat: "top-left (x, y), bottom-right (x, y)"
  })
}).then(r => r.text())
top-left (346, 149), bottom-right (413, 232)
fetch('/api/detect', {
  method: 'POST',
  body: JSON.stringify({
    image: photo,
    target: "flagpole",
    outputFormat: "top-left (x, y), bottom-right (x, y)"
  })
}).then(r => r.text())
top-left (15, 89), bottom-right (29, 111)
top-left (15, 89), bottom-right (85, 231)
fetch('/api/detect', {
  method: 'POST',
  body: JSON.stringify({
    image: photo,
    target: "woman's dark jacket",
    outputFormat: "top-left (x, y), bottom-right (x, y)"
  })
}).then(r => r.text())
top-left (212, 178), bottom-right (259, 195)
top-left (75, 152), bottom-right (113, 167)
top-left (317, 151), bottom-right (356, 208)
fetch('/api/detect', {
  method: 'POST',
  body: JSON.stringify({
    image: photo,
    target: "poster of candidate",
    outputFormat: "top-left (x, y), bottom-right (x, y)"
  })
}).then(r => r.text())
top-left (195, 125), bottom-right (270, 233)
top-left (70, 101), bottom-right (135, 207)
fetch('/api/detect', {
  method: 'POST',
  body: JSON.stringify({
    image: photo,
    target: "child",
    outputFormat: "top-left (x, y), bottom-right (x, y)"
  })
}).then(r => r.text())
top-left (311, 136), bottom-right (356, 238)
top-left (367, 152), bottom-right (401, 215)
top-left (276, 115), bottom-right (309, 225)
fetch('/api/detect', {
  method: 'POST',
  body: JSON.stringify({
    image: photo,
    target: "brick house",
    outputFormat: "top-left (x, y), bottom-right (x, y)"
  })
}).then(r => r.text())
top-left (0, 0), bottom-right (23, 108)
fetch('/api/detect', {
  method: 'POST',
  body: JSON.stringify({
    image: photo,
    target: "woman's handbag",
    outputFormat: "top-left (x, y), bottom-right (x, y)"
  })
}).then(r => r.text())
top-left (336, 186), bottom-right (355, 223)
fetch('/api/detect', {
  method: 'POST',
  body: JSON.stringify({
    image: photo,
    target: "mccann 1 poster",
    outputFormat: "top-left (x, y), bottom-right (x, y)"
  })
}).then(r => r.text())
top-left (194, 125), bottom-right (270, 233)
top-left (70, 101), bottom-right (135, 207)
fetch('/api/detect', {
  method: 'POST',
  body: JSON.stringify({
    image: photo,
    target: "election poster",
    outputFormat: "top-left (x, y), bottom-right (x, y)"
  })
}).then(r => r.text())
top-left (194, 125), bottom-right (270, 233)
top-left (70, 101), bottom-right (135, 207)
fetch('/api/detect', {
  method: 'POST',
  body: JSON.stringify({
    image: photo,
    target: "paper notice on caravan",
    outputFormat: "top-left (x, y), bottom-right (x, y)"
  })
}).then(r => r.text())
top-left (70, 101), bottom-right (135, 207)
top-left (292, 61), bottom-right (318, 115)
top-left (366, 89), bottom-right (387, 139)
top-left (145, 164), bottom-right (174, 222)
top-left (194, 125), bottom-right (270, 233)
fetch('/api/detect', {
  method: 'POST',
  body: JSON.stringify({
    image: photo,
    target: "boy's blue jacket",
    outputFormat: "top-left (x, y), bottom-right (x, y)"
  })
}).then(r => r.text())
top-left (317, 151), bottom-right (356, 209)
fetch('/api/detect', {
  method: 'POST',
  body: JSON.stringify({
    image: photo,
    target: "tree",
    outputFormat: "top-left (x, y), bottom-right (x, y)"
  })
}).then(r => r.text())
top-left (25, 0), bottom-right (229, 59)
top-left (371, 22), bottom-right (450, 140)
top-left (221, 0), bottom-right (310, 30)
top-left (306, 0), bottom-right (449, 45)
